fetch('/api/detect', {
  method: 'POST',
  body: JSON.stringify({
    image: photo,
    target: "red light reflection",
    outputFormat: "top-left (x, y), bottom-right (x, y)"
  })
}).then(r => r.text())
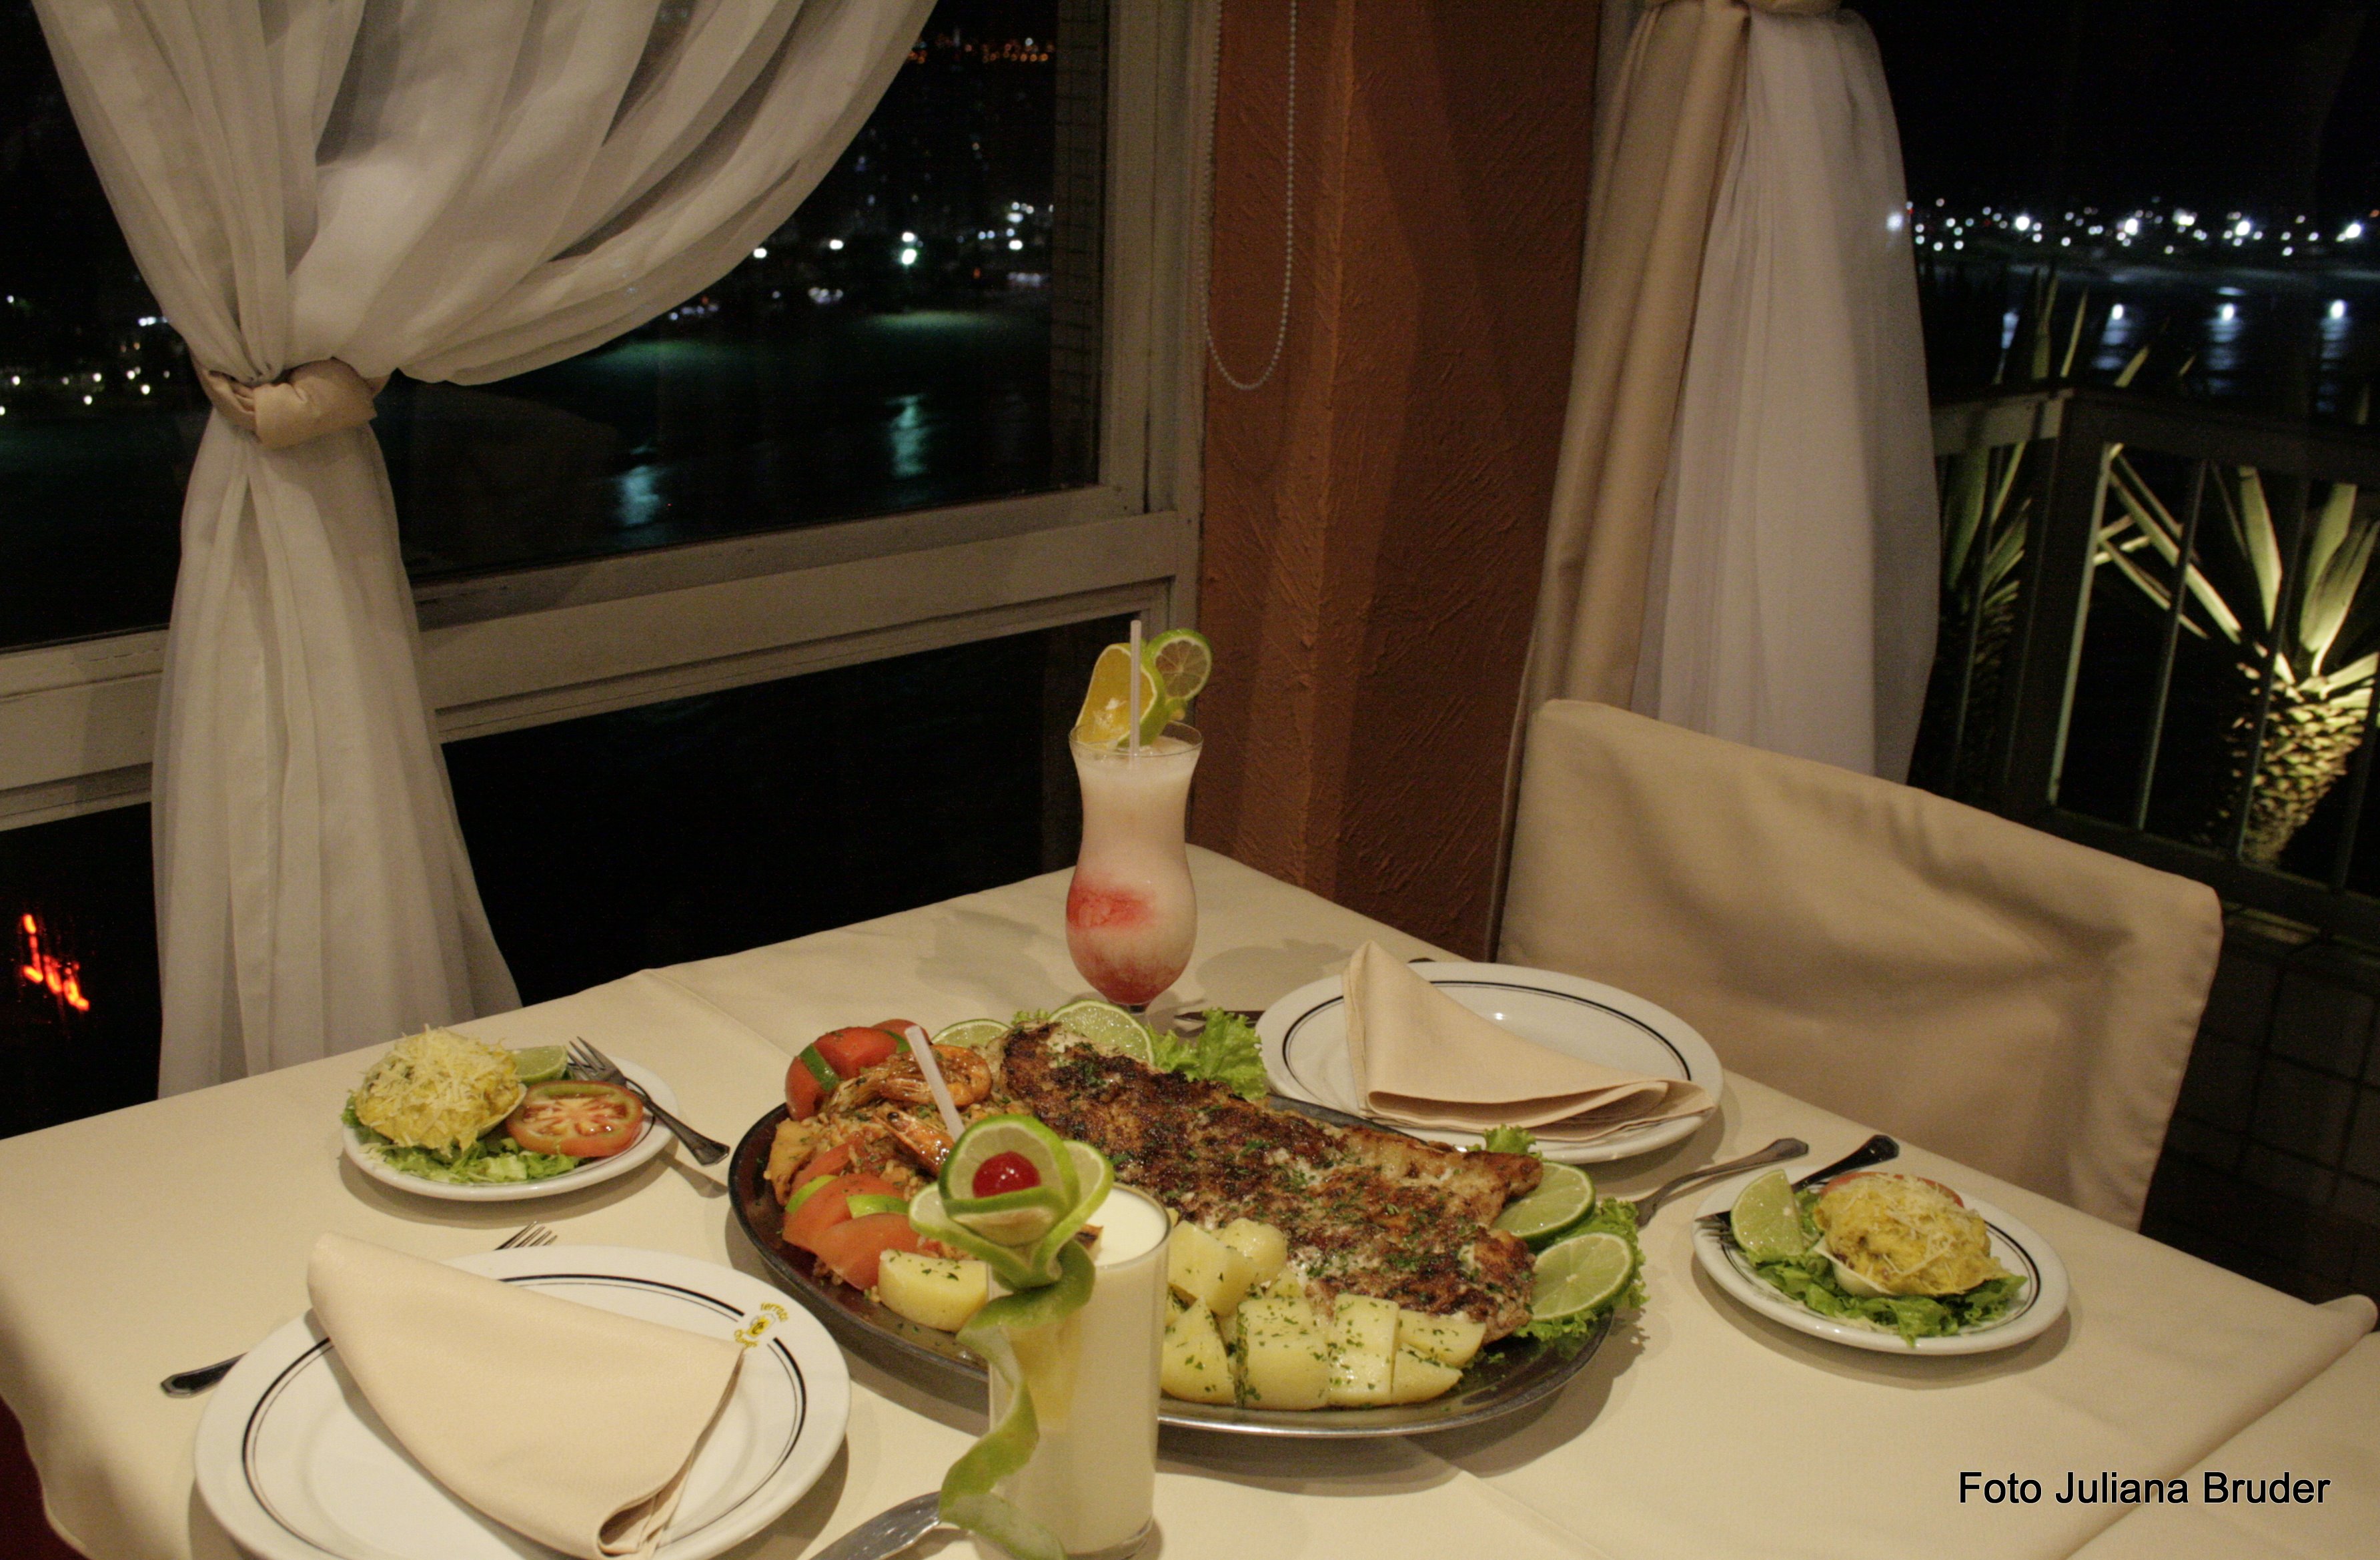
top-left (17, 911), bottom-right (91, 1014)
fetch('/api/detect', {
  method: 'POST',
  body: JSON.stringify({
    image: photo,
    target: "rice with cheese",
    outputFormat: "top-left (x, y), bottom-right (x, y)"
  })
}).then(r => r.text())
top-left (350, 1028), bottom-right (524, 1158)
top-left (1814, 1174), bottom-right (2010, 1296)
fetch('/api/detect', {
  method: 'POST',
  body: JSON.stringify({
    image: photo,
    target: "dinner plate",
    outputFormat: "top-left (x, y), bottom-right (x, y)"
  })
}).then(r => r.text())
top-left (193, 1244), bottom-right (848, 1560)
top-left (1691, 1171), bottom-right (2070, 1355)
top-left (342, 1059), bottom-right (677, 1202)
top-left (1257, 961), bottom-right (1723, 1164)
top-left (728, 1106), bottom-right (1610, 1439)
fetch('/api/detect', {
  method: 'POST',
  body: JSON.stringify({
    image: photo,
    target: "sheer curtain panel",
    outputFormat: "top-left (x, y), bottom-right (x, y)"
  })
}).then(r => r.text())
top-left (34, 0), bottom-right (933, 1093)
top-left (1632, 7), bottom-right (1936, 777)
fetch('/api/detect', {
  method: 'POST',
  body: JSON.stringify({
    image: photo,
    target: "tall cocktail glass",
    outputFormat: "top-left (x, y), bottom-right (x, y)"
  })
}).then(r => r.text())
top-left (1066, 724), bottom-right (1201, 1009)
top-left (987, 1184), bottom-right (1171, 1557)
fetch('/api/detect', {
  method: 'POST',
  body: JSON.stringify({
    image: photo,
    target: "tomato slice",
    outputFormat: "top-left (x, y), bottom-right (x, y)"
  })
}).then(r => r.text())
top-left (810, 1211), bottom-right (927, 1289)
top-left (782, 1172), bottom-right (901, 1252)
top-left (813, 1026), bottom-right (902, 1078)
top-left (786, 1056), bottom-right (827, 1120)
top-left (504, 1081), bottom-right (644, 1158)
top-left (792, 1142), bottom-right (855, 1190)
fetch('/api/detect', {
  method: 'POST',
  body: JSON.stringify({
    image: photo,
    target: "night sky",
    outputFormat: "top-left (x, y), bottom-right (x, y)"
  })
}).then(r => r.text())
top-left (1867, 0), bottom-right (2380, 219)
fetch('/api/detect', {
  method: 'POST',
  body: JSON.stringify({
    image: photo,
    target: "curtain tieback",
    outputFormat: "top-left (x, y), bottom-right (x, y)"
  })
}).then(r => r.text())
top-left (197, 359), bottom-right (390, 450)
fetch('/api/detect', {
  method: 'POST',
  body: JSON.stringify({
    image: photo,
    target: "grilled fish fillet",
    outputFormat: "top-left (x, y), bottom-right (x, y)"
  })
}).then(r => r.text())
top-left (995, 1024), bottom-right (1543, 1340)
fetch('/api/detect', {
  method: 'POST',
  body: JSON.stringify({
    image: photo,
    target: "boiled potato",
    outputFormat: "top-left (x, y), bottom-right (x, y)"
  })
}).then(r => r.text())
top-left (1325, 1294), bottom-right (1398, 1406)
top-left (876, 1250), bottom-right (990, 1333)
top-left (1396, 1307), bottom-right (1485, 1369)
top-left (1389, 1346), bottom-right (1463, 1404)
top-left (1161, 1300), bottom-right (1235, 1404)
top-left (1217, 1218), bottom-right (1289, 1286)
top-left (1167, 1220), bottom-right (1257, 1317)
top-left (1237, 1296), bottom-right (1330, 1409)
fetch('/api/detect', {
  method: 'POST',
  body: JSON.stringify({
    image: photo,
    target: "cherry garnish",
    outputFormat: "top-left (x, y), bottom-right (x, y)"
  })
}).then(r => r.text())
top-left (972, 1150), bottom-right (1041, 1197)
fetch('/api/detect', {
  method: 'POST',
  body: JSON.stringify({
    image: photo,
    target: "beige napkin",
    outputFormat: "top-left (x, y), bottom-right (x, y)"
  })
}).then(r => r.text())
top-left (1342, 941), bottom-right (1714, 1142)
top-left (306, 1234), bottom-right (743, 1559)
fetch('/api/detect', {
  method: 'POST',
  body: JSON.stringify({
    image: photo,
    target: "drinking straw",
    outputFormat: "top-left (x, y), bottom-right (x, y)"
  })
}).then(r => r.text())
top-left (901, 1024), bottom-right (966, 1141)
top-left (1127, 617), bottom-right (1143, 757)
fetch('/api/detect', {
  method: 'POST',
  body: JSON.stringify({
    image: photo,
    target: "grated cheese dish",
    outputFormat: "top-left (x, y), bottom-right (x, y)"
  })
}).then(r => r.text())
top-left (349, 1028), bottom-right (525, 1159)
top-left (1814, 1174), bottom-right (2010, 1296)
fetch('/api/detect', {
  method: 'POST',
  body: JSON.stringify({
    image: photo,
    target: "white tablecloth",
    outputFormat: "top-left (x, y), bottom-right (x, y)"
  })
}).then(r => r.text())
top-left (0, 848), bottom-right (2367, 1560)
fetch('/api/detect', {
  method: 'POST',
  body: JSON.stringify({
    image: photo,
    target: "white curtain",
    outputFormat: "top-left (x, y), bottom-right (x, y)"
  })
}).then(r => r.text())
top-left (35, 0), bottom-right (933, 1093)
top-left (1630, 5), bottom-right (1937, 779)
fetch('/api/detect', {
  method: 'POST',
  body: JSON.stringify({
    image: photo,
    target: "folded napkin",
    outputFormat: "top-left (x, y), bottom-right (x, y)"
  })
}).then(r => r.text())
top-left (307, 1234), bottom-right (742, 1559)
top-left (1341, 942), bottom-right (1714, 1142)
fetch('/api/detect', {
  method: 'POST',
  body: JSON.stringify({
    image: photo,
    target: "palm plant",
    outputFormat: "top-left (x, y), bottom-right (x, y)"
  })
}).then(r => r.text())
top-left (2093, 409), bottom-right (2378, 862)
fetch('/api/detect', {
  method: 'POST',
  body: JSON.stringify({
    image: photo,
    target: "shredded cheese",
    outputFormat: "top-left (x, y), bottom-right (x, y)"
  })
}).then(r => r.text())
top-left (350, 1028), bottom-right (524, 1158)
top-left (1815, 1174), bottom-right (2009, 1296)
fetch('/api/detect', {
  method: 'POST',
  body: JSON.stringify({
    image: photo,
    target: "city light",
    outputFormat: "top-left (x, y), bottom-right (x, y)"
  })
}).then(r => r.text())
top-left (899, 246), bottom-right (918, 267)
top-left (827, 238), bottom-right (844, 250)
top-left (2219, 302), bottom-right (2237, 322)
top-left (2331, 300), bottom-right (2349, 320)
top-left (1009, 238), bottom-right (1023, 251)
top-left (2111, 304), bottom-right (2126, 321)
top-left (2345, 222), bottom-right (2367, 242)
top-left (751, 246), bottom-right (768, 260)
top-left (2012, 214), bottom-right (2032, 232)
top-left (902, 230), bottom-right (917, 243)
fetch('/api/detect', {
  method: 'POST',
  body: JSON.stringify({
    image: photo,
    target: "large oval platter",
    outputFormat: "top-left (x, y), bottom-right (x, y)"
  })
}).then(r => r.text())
top-left (729, 1106), bottom-right (1608, 1439)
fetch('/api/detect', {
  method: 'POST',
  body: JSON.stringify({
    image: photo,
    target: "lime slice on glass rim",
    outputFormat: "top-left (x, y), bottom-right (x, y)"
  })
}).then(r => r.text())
top-left (1143, 628), bottom-right (1212, 709)
top-left (1047, 998), bottom-right (1157, 1064)
top-left (1728, 1168), bottom-right (1811, 1262)
top-left (509, 1046), bottom-right (570, 1085)
top-left (1530, 1231), bottom-right (1636, 1324)
top-left (1492, 1162), bottom-right (1596, 1246)
top-left (915, 1116), bottom-right (1114, 1289)
top-left (932, 1018), bottom-right (1011, 1050)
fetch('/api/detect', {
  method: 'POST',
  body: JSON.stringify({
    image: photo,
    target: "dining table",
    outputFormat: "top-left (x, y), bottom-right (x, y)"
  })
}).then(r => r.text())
top-left (0, 846), bottom-right (2370, 1560)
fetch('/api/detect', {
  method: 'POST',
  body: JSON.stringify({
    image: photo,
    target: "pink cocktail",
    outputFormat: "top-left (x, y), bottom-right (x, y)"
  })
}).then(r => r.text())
top-left (1066, 725), bottom-right (1201, 1008)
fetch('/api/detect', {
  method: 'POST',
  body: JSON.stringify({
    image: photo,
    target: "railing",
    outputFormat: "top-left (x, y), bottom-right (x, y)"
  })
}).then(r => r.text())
top-left (1918, 385), bottom-right (2380, 942)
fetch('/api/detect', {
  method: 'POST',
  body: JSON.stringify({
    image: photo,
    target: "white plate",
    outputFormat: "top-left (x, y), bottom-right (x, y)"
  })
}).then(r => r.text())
top-left (194, 1244), bottom-right (849, 1560)
top-left (1257, 961), bottom-right (1723, 1164)
top-left (342, 1060), bottom-right (678, 1202)
top-left (1691, 1171), bottom-right (2070, 1355)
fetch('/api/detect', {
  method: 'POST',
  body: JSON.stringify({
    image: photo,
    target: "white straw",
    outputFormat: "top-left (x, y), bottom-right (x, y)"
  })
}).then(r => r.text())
top-left (901, 1024), bottom-right (966, 1142)
top-left (1128, 617), bottom-right (1143, 756)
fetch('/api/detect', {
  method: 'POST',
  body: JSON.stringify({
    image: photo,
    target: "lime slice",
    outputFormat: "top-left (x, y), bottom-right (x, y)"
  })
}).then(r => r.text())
top-left (941, 1114), bottom-right (1080, 1243)
top-left (1048, 998), bottom-right (1157, 1065)
top-left (510, 1046), bottom-right (569, 1085)
top-left (1074, 643), bottom-right (1167, 747)
top-left (846, 1192), bottom-right (911, 1219)
top-left (1728, 1169), bottom-right (1810, 1262)
top-left (1492, 1162), bottom-right (1595, 1246)
top-left (1144, 628), bottom-right (1213, 707)
top-left (1530, 1231), bottom-right (1635, 1324)
top-left (933, 1018), bottom-right (1011, 1050)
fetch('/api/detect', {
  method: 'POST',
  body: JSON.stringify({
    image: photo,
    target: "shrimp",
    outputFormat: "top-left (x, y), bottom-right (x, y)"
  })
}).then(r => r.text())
top-left (833, 1044), bottom-right (993, 1112)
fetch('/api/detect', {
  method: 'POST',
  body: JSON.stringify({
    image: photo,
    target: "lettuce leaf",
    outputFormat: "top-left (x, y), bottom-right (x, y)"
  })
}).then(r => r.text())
top-left (1149, 1010), bottom-right (1269, 1100)
top-left (1479, 1124), bottom-right (1538, 1156)
top-left (344, 1102), bottom-right (580, 1185)
top-left (1750, 1251), bottom-right (2021, 1345)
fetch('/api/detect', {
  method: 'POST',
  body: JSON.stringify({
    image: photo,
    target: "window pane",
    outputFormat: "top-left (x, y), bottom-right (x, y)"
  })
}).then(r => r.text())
top-left (0, 0), bottom-right (1100, 651)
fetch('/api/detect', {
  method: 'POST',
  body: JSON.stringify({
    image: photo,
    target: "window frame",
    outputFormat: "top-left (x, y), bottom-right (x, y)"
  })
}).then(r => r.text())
top-left (0, 0), bottom-right (1214, 831)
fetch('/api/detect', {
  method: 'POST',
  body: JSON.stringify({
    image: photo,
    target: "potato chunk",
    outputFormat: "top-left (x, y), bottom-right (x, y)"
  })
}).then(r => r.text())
top-left (1325, 1294), bottom-right (1398, 1406)
top-left (1161, 1300), bottom-right (1235, 1404)
top-left (1389, 1346), bottom-right (1464, 1404)
top-left (1396, 1307), bottom-right (1486, 1369)
top-left (876, 1250), bottom-right (989, 1333)
top-left (1217, 1218), bottom-right (1289, 1286)
top-left (1237, 1296), bottom-right (1329, 1409)
top-left (1167, 1219), bottom-right (1257, 1318)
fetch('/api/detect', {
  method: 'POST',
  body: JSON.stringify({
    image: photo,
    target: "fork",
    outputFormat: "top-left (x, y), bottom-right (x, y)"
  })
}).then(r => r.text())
top-left (160, 1222), bottom-right (557, 1397)
top-left (569, 1037), bottom-right (728, 1165)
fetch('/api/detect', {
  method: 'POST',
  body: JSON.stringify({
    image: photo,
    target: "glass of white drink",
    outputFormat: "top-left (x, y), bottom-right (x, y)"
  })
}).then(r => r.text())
top-left (987, 1184), bottom-right (1171, 1557)
top-left (1066, 724), bottom-right (1201, 1010)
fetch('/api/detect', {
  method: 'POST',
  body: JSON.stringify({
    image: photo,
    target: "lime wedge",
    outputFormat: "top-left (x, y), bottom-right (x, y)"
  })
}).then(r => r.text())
top-left (510, 1046), bottom-right (569, 1084)
top-left (1074, 643), bottom-right (1167, 747)
top-left (1728, 1169), bottom-right (1810, 1262)
top-left (845, 1192), bottom-right (911, 1219)
top-left (1048, 998), bottom-right (1157, 1065)
top-left (933, 1018), bottom-right (1011, 1050)
top-left (1530, 1231), bottom-right (1635, 1324)
top-left (1492, 1162), bottom-right (1595, 1247)
top-left (1144, 628), bottom-right (1213, 708)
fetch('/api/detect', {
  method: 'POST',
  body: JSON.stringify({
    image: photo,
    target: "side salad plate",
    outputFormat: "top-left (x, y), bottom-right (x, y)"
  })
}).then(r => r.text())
top-left (342, 1058), bottom-right (678, 1202)
top-left (193, 1244), bottom-right (849, 1560)
top-left (1691, 1171), bottom-right (2069, 1356)
top-left (1258, 962), bottom-right (1723, 1164)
